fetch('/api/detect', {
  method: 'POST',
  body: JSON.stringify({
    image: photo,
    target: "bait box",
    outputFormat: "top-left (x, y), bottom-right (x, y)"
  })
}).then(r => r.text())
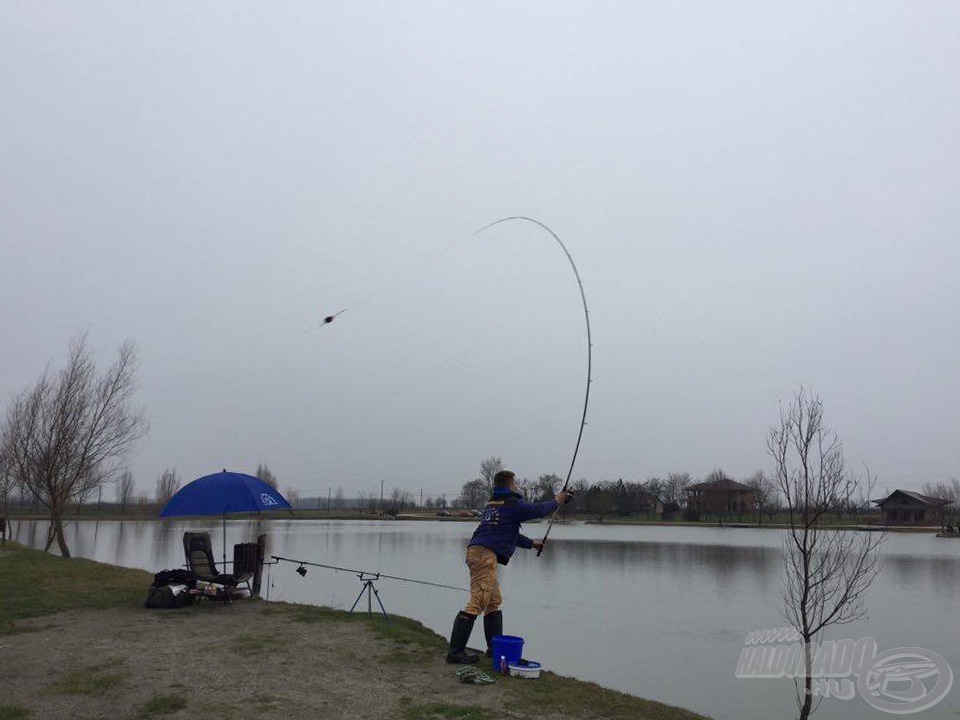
top-left (508, 660), bottom-right (542, 679)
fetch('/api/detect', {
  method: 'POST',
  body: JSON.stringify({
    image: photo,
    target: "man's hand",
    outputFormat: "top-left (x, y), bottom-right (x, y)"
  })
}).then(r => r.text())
top-left (556, 490), bottom-right (574, 505)
top-left (532, 541), bottom-right (544, 552)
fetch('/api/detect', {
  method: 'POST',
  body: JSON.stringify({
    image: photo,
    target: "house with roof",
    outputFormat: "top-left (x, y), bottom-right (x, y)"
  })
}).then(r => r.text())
top-left (686, 479), bottom-right (755, 519)
top-left (872, 489), bottom-right (950, 525)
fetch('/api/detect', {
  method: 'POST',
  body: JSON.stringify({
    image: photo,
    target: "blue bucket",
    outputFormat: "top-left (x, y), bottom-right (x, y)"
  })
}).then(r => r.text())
top-left (491, 634), bottom-right (524, 672)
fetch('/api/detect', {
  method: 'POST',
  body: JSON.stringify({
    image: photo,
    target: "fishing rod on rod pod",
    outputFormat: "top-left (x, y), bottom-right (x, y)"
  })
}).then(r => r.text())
top-left (266, 555), bottom-right (470, 621)
top-left (271, 555), bottom-right (469, 592)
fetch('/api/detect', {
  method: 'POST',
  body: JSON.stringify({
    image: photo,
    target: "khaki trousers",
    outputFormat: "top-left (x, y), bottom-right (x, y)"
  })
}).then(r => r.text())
top-left (463, 545), bottom-right (502, 616)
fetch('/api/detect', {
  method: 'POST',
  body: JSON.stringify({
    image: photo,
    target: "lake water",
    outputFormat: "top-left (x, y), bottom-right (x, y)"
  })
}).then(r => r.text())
top-left (11, 519), bottom-right (959, 719)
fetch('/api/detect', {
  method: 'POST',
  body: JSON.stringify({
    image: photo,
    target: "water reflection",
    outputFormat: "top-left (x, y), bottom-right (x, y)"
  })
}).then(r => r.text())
top-left (12, 520), bottom-right (960, 720)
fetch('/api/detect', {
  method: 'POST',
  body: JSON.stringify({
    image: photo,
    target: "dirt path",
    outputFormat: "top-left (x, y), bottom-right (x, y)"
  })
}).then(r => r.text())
top-left (0, 601), bottom-right (552, 720)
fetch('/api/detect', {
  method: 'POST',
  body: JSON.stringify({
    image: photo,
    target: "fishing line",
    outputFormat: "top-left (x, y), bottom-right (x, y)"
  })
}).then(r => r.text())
top-left (311, 215), bottom-right (593, 559)
top-left (309, 232), bottom-right (468, 332)
top-left (271, 555), bottom-right (468, 592)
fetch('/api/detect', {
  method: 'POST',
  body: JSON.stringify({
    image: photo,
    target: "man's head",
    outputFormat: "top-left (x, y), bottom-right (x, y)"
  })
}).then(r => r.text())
top-left (493, 470), bottom-right (516, 491)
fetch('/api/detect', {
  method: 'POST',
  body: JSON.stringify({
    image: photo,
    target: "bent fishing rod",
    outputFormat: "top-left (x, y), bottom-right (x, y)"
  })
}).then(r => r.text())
top-left (271, 555), bottom-right (468, 592)
top-left (474, 217), bottom-right (592, 556)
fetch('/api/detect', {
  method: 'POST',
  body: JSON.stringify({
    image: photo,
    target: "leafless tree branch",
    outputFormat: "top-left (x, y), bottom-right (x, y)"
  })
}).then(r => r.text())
top-left (768, 388), bottom-right (884, 720)
top-left (0, 334), bottom-right (146, 556)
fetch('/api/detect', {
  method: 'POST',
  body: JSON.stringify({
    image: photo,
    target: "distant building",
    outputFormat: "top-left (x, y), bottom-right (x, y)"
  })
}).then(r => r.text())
top-left (872, 490), bottom-right (949, 525)
top-left (630, 491), bottom-right (662, 516)
top-left (686, 479), bottom-right (755, 517)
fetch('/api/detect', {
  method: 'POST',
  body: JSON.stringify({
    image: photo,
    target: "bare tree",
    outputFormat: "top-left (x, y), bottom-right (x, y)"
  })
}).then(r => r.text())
top-left (285, 487), bottom-right (300, 508)
top-left (949, 479), bottom-right (960, 527)
top-left (856, 462), bottom-right (880, 520)
top-left (662, 472), bottom-right (691, 517)
top-left (333, 487), bottom-right (344, 510)
top-left (0, 446), bottom-right (15, 542)
top-left (458, 478), bottom-right (488, 509)
top-left (388, 487), bottom-right (403, 513)
top-left (768, 389), bottom-right (883, 720)
top-left (256, 463), bottom-right (278, 490)
top-left (116, 469), bottom-right (135, 515)
top-left (515, 477), bottom-right (534, 501)
top-left (745, 470), bottom-right (777, 526)
top-left (535, 473), bottom-right (562, 502)
top-left (642, 477), bottom-right (663, 518)
top-left (155, 468), bottom-right (180, 505)
top-left (1, 335), bottom-right (145, 557)
top-left (479, 456), bottom-right (503, 493)
top-left (921, 479), bottom-right (958, 530)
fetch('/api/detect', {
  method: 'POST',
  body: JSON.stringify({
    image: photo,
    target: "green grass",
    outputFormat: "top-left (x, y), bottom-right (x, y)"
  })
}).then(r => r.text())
top-left (50, 660), bottom-right (128, 696)
top-left (505, 671), bottom-right (708, 720)
top-left (136, 693), bottom-right (188, 717)
top-left (402, 701), bottom-right (492, 720)
top-left (0, 706), bottom-right (32, 720)
top-left (0, 542), bottom-right (151, 635)
top-left (0, 623), bottom-right (54, 637)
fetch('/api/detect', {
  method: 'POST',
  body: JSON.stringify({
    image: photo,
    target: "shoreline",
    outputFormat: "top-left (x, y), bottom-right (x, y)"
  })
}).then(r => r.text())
top-left (1, 541), bottom-right (711, 720)
top-left (7, 510), bottom-right (943, 534)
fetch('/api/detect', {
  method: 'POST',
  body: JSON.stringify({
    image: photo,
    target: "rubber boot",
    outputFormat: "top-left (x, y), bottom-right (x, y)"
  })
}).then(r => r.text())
top-left (446, 611), bottom-right (480, 664)
top-left (483, 610), bottom-right (502, 658)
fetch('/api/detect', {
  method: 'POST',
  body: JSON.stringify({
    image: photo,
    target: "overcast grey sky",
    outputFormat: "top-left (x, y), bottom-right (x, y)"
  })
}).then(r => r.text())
top-left (2, 2), bottom-right (958, 500)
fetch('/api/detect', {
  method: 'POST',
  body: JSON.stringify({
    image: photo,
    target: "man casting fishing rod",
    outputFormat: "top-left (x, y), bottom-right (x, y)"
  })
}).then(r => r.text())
top-left (446, 470), bottom-right (572, 664)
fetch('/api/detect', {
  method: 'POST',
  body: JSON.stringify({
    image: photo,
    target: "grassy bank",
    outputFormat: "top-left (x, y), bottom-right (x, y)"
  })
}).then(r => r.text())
top-left (0, 542), bottom-right (709, 720)
top-left (0, 542), bottom-right (152, 635)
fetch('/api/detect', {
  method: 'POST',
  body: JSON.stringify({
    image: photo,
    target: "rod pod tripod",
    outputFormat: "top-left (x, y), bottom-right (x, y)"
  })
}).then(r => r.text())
top-left (349, 572), bottom-right (390, 623)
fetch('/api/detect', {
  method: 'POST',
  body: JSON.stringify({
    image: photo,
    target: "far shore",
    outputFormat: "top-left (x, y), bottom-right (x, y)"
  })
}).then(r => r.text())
top-left (6, 509), bottom-right (945, 534)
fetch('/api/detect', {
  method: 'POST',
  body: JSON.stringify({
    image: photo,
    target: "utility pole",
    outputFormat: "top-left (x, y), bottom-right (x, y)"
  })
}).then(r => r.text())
top-left (327, 487), bottom-right (331, 514)
top-left (380, 479), bottom-right (384, 510)
top-left (420, 488), bottom-right (423, 509)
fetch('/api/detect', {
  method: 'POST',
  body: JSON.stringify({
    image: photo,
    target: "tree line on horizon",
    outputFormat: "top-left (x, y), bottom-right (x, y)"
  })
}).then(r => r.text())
top-left (454, 463), bottom-right (783, 521)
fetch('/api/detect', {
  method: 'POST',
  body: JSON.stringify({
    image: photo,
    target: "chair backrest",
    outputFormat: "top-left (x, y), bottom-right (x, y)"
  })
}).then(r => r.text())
top-left (183, 532), bottom-right (217, 579)
top-left (233, 542), bottom-right (260, 576)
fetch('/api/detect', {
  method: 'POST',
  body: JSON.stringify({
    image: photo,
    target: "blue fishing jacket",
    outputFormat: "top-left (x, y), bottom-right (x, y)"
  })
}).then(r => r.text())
top-left (468, 488), bottom-right (559, 565)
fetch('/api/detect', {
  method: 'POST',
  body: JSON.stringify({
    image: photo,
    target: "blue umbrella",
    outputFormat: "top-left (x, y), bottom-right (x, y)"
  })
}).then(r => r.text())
top-left (159, 469), bottom-right (292, 570)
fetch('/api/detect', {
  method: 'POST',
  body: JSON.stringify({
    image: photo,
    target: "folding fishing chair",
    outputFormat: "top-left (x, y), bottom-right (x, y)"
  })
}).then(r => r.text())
top-left (182, 531), bottom-right (253, 599)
